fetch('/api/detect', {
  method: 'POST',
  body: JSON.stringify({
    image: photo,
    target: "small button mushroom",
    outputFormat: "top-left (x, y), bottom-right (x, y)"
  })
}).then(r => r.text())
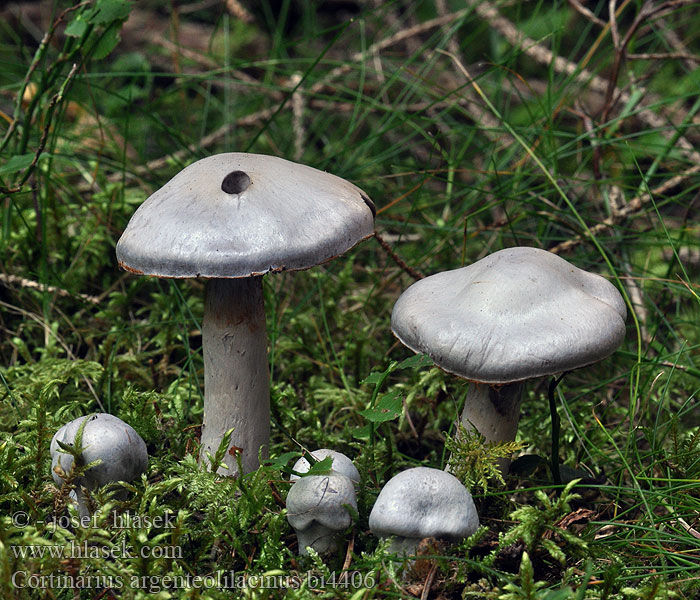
top-left (289, 449), bottom-right (360, 489)
top-left (286, 472), bottom-right (357, 556)
top-left (369, 467), bottom-right (479, 556)
top-left (391, 246), bottom-right (626, 474)
top-left (116, 153), bottom-right (375, 477)
top-left (50, 413), bottom-right (148, 519)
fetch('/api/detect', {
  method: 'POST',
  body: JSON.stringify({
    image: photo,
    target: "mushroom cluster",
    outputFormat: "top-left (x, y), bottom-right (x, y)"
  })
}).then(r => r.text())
top-left (51, 413), bottom-right (148, 518)
top-left (116, 153), bottom-right (375, 476)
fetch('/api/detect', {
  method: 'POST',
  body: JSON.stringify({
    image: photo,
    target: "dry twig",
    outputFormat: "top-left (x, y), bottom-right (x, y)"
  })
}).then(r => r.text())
top-left (550, 164), bottom-right (700, 254)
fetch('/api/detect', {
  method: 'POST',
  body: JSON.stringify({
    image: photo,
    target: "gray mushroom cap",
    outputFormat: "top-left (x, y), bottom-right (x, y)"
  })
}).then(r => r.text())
top-left (50, 413), bottom-right (148, 490)
top-left (286, 473), bottom-right (357, 555)
top-left (115, 153), bottom-right (375, 278)
top-left (391, 247), bottom-right (626, 384)
top-left (286, 473), bottom-right (357, 531)
top-left (369, 467), bottom-right (479, 543)
top-left (290, 449), bottom-right (360, 488)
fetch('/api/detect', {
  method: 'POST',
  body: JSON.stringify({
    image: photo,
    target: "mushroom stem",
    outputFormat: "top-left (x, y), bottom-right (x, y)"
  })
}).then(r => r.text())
top-left (386, 536), bottom-right (422, 557)
top-left (295, 522), bottom-right (344, 556)
top-left (450, 381), bottom-right (525, 474)
top-left (201, 277), bottom-right (270, 476)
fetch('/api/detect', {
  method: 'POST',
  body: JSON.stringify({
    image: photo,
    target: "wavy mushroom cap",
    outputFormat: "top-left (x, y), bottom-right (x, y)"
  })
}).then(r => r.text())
top-left (369, 467), bottom-right (479, 542)
top-left (50, 413), bottom-right (148, 489)
top-left (116, 153), bottom-right (375, 278)
top-left (290, 449), bottom-right (360, 487)
top-left (391, 247), bottom-right (626, 384)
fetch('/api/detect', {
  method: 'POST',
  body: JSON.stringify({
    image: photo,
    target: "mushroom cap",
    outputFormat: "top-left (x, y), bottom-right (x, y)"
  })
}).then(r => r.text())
top-left (391, 247), bottom-right (626, 384)
top-left (369, 467), bottom-right (478, 542)
top-left (115, 153), bottom-right (375, 278)
top-left (290, 449), bottom-right (360, 487)
top-left (286, 473), bottom-right (357, 532)
top-left (50, 413), bottom-right (148, 490)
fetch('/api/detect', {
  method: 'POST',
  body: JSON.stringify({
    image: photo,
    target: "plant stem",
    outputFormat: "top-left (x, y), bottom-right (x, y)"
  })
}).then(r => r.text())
top-left (548, 373), bottom-right (568, 487)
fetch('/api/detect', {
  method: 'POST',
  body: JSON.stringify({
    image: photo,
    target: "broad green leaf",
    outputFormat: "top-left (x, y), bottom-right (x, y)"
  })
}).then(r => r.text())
top-left (397, 354), bottom-right (433, 370)
top-left (361, 371), bottom-right (384, 385)
top-left (92, 25), bottom-right (122, 60)
top-left (351, 425), bottom-right (371, 440)
top-left (358, 389), bottom-right (402, 423)
top-left (65, 15), bottom-right (88, 37)
top-left (0, 153), bottom-right (47, 176)
top-left (263, 451), bottom-right (299, 470)
top-left (90, 0), bottom-right (132, 24)
top-left (303, 456), bottom-right (333, 476)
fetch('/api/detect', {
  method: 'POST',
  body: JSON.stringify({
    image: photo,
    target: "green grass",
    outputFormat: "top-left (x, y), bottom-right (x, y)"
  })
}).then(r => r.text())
top-left (1, 0), bottom-right (699, 598)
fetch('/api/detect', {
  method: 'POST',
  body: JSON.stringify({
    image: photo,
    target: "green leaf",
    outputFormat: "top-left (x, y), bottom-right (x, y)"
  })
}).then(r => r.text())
top-left (64, 15), bottom-right (88, 37)
top-left (351, 424), bottom-right (371, 440)
top-left (361, 372), bottom-right (384, 385)
top-left (92, 25), bottom-right (122, 60)
top-left (89, 0), bottom-right (132, 24)
top-left (358, 389), bottom-right (402, 423)
top-left (0, 153), bottom-right (47, 176)
top-left (303, 456), bottom-right (333, 476)
top-left (396, 354), bottom-right (433, 370)
top-left (544, 588), bottom-right (575, 600)
top-left (262, 451), bottom-right (299, 470)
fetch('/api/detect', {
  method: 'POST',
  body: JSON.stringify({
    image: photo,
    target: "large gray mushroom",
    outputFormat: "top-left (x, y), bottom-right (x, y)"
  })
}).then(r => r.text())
top-left (369, 467), bottom-right (479, 556)
top-left (116, 153), bottom-right (375, 476)
top-left (286, 472), bottom-right (357, 555)
top-left (289, 449), bottom-right (360, 489)
top-left (391, 247), bottom-right (626, 473)
top-left (50, 413), bottom-right (148, 518)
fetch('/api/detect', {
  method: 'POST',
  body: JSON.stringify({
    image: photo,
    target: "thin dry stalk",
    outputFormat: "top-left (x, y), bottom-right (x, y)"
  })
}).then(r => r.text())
top-left (0, 274), bottom-right (100, 304)
top-left (290, 73), bottom-right (305, 162)
top-left (550, 165), bottom-right (700, 254)
top-left (225, 0), bottom-right (254, 23)
top-left (374, 232), bottom-right (425, 281)
top-left (568, 0), bottom-right (606, 27)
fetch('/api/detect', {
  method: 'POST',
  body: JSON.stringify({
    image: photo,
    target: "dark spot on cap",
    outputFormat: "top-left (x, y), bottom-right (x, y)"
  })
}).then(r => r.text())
top-left (221, 171), bottom-right (251, 194)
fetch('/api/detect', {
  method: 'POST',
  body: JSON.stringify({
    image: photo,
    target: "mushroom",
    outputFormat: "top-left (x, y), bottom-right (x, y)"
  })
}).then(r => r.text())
top-left (286, 472), bottom-right (357, 555)
top-left (50, 413), bottom-right (148, 518)
top-left (390, 246), bottom-right (626, 475)
top-left (289, 449), bottom-right (360, 488)
top-left (369, 466), bottom-right (479, 555)
top-left (116, 153), bottom-right (375, 476)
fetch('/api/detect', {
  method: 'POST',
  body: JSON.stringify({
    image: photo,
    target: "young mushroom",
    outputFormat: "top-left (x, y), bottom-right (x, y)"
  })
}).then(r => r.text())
top-left (369, 466), bottom-right (479, 556)
top-left (116, 153), bottom-right (375, 476)
top-left (289, 449), bottom-right (360, 489)
top-left (50, 413), bottom-right (148, 519)
top-left (391, 246), bottom-right (626, 475)
top-left (286, 472), bottom-right (357, 555)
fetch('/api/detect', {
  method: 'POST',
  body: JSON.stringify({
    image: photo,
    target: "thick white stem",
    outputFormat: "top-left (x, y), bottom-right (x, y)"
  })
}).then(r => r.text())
top-left (200, 277), bottom-right (270, 476)
top-left (449, 381), bottom-right (524, 475)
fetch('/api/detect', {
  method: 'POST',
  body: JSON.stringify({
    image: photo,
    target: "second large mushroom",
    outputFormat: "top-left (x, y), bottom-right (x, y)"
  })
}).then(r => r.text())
top-left (391, 247), bottom-right (627, 474)
top-left (116, 153), bottom-right (375, 476)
